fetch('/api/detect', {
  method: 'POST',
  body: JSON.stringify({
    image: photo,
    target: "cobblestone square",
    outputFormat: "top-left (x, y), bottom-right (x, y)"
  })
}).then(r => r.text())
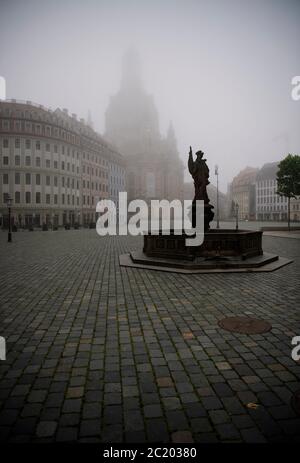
top-left (0, 229), bottom-right (299, 443)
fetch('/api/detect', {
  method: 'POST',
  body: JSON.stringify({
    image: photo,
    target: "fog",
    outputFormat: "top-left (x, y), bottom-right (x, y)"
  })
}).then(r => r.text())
top-left (1, 0), bottom-right (299, 191)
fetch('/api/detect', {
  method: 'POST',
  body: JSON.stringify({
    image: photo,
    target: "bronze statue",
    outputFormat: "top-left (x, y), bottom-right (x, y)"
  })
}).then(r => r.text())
top-left (188, 146), bottom-right (214, 230)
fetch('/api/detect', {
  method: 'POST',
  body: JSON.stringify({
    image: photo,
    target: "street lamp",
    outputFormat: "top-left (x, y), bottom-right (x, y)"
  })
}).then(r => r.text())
top-left (235, 202), bottom-right (239, 231)
top-left (215, 165), bottom-right (220, 229)
top-left (6, 194), bottom-right (12, 242)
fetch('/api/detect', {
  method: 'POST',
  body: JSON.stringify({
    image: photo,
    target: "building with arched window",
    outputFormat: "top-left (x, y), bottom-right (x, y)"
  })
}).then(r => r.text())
top-left (0, 100), bottom-right (125, 228)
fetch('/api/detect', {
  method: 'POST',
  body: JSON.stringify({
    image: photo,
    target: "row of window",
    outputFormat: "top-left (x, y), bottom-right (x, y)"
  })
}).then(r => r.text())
top-left (256, 180), bottom-right (277, 187)
top-left (2, 173), bottom-right (108, 191)
top-left (1, 155), bottom-right (110, 178)
top-left (1, 119), bottom-right (78, 144)
top-left (2, 154), bottom-right (79, 171)
top-left (257, 196), bottom-right (287, 204)
top-left (1, 136), bottom-right (113, 167)
top-left (2, 172), bottom-right (80, 188)
top-left (3, 191), bottom-right (79, 206)
top-left (257, 205), bottom-right (287, 212)
top-left (2, 192), bottom-right (102, 206)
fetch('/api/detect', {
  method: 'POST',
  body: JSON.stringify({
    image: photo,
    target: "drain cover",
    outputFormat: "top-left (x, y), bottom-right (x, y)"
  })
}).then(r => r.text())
top-left (291, 390), bottom-right (300, 416)
top-left (218, 316), bottom-right (272, 334)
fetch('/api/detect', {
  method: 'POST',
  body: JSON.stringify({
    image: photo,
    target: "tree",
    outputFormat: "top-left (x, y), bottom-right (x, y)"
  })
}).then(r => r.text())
top-left (276, 154), bottom-right (300, 230)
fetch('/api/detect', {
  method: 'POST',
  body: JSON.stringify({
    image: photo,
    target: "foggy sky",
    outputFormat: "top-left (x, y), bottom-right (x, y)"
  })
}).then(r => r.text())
top-left (0, 0), bottom-right (299, 192)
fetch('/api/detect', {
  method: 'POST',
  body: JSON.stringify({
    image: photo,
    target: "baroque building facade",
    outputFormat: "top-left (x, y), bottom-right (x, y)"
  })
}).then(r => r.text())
top-left (228, 166), bottom-right (258, 220)
top-left (0, 100), bottom-right (125, 228)
top-left (104, 49), bottom-right (184, 203)
top-left (255, 162), bottom-right (289, 221)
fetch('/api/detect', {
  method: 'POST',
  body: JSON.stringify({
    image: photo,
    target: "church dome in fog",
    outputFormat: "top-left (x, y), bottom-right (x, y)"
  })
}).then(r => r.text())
top-left (104, 50), bottom-right (184, 202)
top-left (105, 48), bottom-right (161, 156)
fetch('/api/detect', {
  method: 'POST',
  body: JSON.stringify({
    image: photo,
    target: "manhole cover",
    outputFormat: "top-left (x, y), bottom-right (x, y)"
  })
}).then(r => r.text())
top-left (291, 390), bottom-right (300, 416)
top-left (218, 316), bottom-right (272, 334)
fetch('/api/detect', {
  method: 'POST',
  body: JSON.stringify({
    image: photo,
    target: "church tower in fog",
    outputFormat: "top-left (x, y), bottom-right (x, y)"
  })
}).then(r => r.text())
top-left (104, 49), bottom-right (184, 202)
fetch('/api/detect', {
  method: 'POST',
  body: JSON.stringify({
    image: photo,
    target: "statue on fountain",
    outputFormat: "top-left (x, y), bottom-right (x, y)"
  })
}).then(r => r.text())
top-left (188, 146), bottom-right (214, 231)
top-left (120, 146), bottom-right (287, 273)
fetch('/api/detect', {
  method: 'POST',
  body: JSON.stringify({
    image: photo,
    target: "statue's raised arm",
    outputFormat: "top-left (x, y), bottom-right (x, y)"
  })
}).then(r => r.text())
top-left (188, 146), bottom-right (194, 175)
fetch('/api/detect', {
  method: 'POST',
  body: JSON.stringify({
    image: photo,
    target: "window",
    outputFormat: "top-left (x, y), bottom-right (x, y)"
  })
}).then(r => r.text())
top-left (62, 177), bottom-right (65, 187)
top-left (54, 176), bottom-right (58, 187)
top-left (36, 157), bottom-right (41, 167)
top-left (62, 161), bottom-right (65, 170)
top-left (62, 194), bottom-right (65, 205)
top-left (46, 159), bottom-right (51, 168)
top-left (25, 173), bottom-right (31, 185)
top-left (54, 194), bottom-right (58, 205)
top-left (15, 191), bottom-right (20, 204)
top-left (36, 141), bottom-right (40, 150)
top-left (25, 139), bottom-right (31, 149)
top-left (25, 156), bottom-right (31, 166)
top-left (15, 173), bottom-right (20, 184)
top-left (3, 173), bottom-right (8, 184)
top-left (54, 160), bottom-right (58, 169)
top-left (3, 139), bottom-right (8, 148)
top-left (15, 155), bottom-right (20, 166)
top-left (46, 143), bottom-right (50, 152)
top-left (36, 192), bottom-right (41, 204)
top-left (15, 138), bottom-right (20, 149)
top-left (36, 174), bottom-right (40, 185)
top-left (46, 176), bottom-right (50, 186)
top-left (54, 145), bottom-right (58, 153)
top-left (3, 156), bottom-right (9, 165)
top-left (25, 191), bottom-right (31, 204)
top-left (46, 194), bottom-right (50, 204)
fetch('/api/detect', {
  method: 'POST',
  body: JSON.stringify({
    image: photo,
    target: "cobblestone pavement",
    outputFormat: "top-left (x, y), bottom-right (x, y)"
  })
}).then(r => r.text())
top-left (0, 230), bottom-right (299, 443)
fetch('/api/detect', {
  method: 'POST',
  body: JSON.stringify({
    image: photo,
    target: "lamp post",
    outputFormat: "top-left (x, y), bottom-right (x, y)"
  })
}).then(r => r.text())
top-left (6, 194), bottom-right (12, 242)
top-left (215, 165), bottom-right (220, 229)
top-left (235, 202), bottom-right (239, 231)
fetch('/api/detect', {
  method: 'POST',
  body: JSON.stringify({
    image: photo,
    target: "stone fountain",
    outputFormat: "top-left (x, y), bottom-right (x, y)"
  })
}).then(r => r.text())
top-left (120, 148), bottom-right (292, 273)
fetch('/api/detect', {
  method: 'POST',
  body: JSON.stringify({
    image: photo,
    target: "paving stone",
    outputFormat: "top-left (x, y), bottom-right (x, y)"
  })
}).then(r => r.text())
top-left (171, 431), bottom-right (194, 443)
top-left (216, 423), bottom-right (241, 441)
top-left (36, 421), bottom-right (57, 438)
top-left (56, 427), bottom-right (78, 442)
top-left (80, 419), bottom-right (101, 437)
